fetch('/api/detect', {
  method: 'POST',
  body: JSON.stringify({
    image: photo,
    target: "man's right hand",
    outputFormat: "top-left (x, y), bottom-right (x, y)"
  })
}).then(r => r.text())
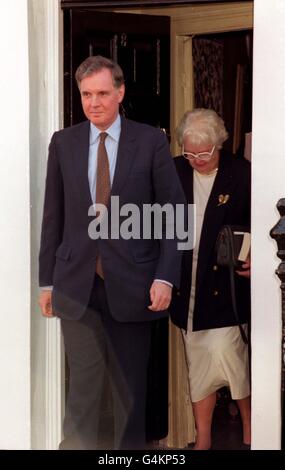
top-left (39, 290), bottom-right (54, 318)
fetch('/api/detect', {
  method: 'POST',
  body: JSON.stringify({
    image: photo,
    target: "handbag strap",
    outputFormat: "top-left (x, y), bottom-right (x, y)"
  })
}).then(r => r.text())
top-left (229, 264), bottom-right (248, 345)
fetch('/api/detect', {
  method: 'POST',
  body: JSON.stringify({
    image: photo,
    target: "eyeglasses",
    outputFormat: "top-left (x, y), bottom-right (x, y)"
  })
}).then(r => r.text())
top-left (182, 145), bottom-right (216, 162)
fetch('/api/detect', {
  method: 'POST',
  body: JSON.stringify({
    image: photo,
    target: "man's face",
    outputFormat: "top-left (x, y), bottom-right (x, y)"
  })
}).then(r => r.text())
top-left (79, 68), bottom-right (125, 130)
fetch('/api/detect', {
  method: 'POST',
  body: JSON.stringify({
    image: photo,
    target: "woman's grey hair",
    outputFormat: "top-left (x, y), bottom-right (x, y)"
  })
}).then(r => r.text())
top-left (75, 55), bottom-right (125, 89)
top-left (176, 108), bottom-right (228, 149)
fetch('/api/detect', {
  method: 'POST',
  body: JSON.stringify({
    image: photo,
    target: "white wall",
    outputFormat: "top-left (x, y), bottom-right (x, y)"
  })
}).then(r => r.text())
top-left (251, 0), bottom-right (284, 450)
top-left (0, 1), bottom-right (31, 449)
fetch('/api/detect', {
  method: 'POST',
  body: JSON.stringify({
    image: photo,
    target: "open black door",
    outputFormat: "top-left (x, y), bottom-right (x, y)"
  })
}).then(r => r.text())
top-left (64, 10), bottom-right (170, 134)
top-left (63, 7), bottom-right (170, 443)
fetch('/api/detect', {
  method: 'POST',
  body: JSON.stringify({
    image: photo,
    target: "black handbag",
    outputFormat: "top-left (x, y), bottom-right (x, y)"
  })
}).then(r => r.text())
top-left (216, 225), bottom-right (250, 344)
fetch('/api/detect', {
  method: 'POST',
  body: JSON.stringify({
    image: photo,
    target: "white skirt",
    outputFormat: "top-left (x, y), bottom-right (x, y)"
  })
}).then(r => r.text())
top-left (183, 324), bottom-right (250, 403)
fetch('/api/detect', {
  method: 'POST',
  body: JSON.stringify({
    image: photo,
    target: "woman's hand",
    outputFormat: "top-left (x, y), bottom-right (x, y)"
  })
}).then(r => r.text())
top-left (236, 257), bottom-right (250, 278)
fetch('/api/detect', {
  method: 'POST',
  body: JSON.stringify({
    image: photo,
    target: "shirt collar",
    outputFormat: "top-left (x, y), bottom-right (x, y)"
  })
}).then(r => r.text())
top-left (89, 114), bottom-right (121, 145)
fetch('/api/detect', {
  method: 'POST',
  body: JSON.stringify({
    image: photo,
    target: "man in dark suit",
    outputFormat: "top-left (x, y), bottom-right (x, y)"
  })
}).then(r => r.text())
top-left (38, 55), bottom-right (184, 449)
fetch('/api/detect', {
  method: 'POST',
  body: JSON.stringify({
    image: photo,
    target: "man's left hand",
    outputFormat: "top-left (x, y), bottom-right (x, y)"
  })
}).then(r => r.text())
top-left (148, 281), bottom-right (172, 311)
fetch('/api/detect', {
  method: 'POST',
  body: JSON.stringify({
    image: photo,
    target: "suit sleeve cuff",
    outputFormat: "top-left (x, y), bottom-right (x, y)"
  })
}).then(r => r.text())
top-left (154, 279), bottom-right (173, 288)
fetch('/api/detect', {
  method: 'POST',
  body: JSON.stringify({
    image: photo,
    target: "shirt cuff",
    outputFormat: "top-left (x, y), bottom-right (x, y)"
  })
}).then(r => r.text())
top-left (154, 279), bottom-right (173, 288)
top-left (41, 286), bottom-right (53, 291)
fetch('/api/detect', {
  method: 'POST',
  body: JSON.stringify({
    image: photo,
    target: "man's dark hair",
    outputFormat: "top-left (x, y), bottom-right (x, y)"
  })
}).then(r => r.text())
top-left (75, 55), bottom-right (125, 88)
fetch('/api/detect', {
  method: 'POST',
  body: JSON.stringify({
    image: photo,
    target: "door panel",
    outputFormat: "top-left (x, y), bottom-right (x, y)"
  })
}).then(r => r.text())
top-left (64, 10), bottom-right (170, 132)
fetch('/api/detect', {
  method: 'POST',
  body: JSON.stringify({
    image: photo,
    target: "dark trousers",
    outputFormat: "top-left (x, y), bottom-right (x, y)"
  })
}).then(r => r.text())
top-left (60, 274), bottom-right (151, 450)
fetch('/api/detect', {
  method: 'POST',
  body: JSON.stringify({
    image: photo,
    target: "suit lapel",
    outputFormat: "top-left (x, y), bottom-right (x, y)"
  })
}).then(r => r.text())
top-left (178, 159), bottom-right (194, 205)
top-left (176, 159), bottom-right (194, 276)
top-left (72, 121), bottom-right (93, 208)
top-left (195, 152), bottom-right (233, 293)
top-left (111, 117), bottom-right (137, 197)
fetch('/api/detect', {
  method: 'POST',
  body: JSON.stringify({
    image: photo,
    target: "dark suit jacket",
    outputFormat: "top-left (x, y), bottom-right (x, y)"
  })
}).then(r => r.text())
top-left (39, 117), bottom-right (185, 322)
top-left (170, 151), bottom-right (251, 332)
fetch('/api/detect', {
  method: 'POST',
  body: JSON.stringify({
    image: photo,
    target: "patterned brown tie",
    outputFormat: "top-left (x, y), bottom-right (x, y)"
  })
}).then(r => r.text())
top-left (95, 132), bottom-right (110, 278)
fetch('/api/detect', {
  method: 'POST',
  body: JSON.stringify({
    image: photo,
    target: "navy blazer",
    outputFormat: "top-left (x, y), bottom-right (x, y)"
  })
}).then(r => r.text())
top-left (39, 117), bottom-right (185, 322)
top-left (170, 151), bottom-right (251, 331)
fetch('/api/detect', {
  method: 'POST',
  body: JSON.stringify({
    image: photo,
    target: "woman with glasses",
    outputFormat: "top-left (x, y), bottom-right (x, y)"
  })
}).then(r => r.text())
top-left (170, 108), bottom-right (251, 450)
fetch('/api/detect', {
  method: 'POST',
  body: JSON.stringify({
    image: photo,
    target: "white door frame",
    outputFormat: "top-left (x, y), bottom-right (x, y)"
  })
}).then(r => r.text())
top-left (44, 0), bottom-right (283, 450)
top-left (45, 0), bottom-right (64, 450)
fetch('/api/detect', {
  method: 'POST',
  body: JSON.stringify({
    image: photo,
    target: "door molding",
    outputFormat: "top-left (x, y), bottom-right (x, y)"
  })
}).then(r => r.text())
top-left (171, 1), bottom-right (253, 153)
top-left (45, 0), bottom-right (64, 450)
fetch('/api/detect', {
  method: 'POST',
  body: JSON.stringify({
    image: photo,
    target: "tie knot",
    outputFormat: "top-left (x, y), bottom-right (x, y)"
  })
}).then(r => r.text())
top-left (99, 132), bottom-right (108, 144)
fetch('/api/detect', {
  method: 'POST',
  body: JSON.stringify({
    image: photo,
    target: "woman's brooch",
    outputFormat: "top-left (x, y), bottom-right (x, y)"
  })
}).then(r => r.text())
top-left (217, 194), bottom-right (230, 206)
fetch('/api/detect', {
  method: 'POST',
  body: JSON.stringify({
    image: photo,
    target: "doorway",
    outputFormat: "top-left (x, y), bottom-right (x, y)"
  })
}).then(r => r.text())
top-left (54, 0), bottom-right (254, 450)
